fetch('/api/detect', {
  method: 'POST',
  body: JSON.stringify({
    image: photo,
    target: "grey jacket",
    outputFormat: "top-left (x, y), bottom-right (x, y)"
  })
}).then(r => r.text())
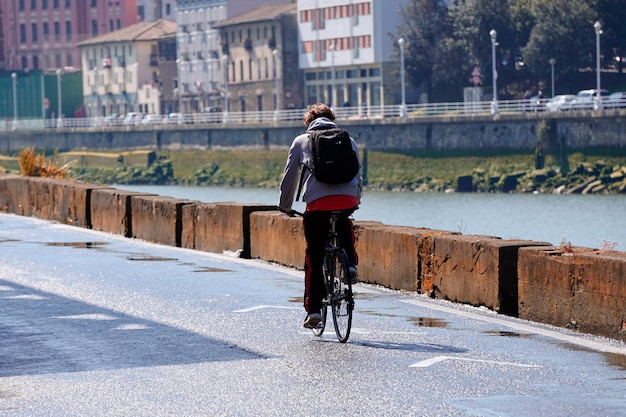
top-left (278, 117), bottom-right (363, 212)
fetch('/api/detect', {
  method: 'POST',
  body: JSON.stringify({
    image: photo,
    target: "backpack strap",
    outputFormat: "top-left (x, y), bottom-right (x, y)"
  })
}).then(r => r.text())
top-left (295, 133), bottom-right (311, 202)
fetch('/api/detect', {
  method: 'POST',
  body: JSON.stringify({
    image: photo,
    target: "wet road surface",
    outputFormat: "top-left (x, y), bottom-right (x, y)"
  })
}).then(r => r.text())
top-left (0, 213), bottom-right (625, 416)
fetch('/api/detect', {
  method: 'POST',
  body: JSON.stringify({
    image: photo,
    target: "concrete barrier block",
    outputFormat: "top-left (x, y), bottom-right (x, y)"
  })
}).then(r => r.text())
top-left (185, 202), bottom-right (276, 257)
top-left (91, 188), bottom-right (156, 236)
top-left (130, 195), bottom-right (194, 246)
top-left (354, 222), bottom-right (455, 291)
top-left (519, 246), bottom-right (626, 340)
top-left (432, 234), bottom-right (551, 314)
top-left (0, 174), bottom-right (30, 215)
top-left (23, 177), bottom-right (109, 227)
top-left (249, 211), bottom-right (305, 268)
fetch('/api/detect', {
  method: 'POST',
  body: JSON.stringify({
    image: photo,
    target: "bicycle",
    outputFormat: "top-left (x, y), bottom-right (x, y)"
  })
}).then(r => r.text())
top-left (308, 210), bottom-right (355, 343)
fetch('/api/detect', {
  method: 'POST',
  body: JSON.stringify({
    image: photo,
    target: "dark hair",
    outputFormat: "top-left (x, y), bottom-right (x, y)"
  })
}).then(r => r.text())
top-left (303, 103), bottom-right (335, 126)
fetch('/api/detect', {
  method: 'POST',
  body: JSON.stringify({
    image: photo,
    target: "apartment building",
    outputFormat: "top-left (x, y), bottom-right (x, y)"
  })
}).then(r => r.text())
top-left (77, 19), bottom-right (176, 118)
top-left (1, 0), bottom-right (138, 71)
top-left (173, 0), bottom-right (297, 113)
top-left (137, 0), bottom-right (177, 22)
top-left (213, 2), bottom-right (301, 113)
top-left (297, 0), bottom-right (406, 109)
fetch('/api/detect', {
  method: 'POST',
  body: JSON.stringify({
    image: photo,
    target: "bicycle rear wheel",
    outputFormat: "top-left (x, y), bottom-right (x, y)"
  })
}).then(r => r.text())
top-left (329, 248), bottom-right (353, 343)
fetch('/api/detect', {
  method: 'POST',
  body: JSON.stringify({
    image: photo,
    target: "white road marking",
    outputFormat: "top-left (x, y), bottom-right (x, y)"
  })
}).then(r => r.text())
top-left (234, 305), bottom-right (300, 313)
top-left (410, 355), bottom-right (541, 368)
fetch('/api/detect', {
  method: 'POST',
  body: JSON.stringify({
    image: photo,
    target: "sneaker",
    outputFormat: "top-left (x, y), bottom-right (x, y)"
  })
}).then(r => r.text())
top-left (344, 266), bottom-right (358, 284)
top-left (303, 312), bottom-right (322, 329)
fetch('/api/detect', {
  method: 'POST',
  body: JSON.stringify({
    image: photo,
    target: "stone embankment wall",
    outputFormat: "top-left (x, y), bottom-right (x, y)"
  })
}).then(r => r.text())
top-left (1, 173), bottom-right (625, 341)
top-left (1, 112), bottom-right (626, 153)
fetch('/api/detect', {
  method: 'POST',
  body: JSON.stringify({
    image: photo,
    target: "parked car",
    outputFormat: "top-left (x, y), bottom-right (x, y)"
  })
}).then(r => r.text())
top-left (103, 113), bottom-right (123, 126)
top-left (545, 94), bottom-right (576, 112)
top-left (165, 113), bottom-right (182, 124)
top-left (123, 112), bottom-right (143, 125)
top-left (563, 89), bottom-right (610, 111)
top-left (525, 93), bottom-right (548, 112)
top-left (141, 114), bottom-right (163, 125)
top-left (605, 92), bottom-right (626, 109)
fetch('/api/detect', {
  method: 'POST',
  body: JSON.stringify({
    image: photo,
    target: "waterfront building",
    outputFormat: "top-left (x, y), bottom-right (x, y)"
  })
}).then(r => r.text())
top-left (77, 19), bottom-right (176, 119)
top-left (213, 2), bottom-right (301, 113)
top-left (1, 0), bottom-right (138, 71)
top-left (297, 0), bottom-right (406, 110)
top-left (137, 0), bottom-right (178, 22)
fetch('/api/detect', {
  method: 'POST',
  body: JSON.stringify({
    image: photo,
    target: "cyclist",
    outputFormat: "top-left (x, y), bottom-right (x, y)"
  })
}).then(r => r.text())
top-left (278, 103), bottom-right (363, 329)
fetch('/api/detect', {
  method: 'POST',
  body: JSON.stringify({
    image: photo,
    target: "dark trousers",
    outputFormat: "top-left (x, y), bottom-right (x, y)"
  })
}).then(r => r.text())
top-left (303, 209), bottom-right (357, 314)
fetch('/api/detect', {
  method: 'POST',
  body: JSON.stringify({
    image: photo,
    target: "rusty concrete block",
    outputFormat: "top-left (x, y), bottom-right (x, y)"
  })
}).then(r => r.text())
top-left (130, 195), bottom-right (194, 246)
top-left (91, 188), bottom-right (156, 236)
top-left (0, 174), bottom-right (30, 215)
top-left (22, 177), bottom-right (109, 227)
top-left (187, 202), bottom-right (276, 257)
top-left (354, 222), bottom-right (455, 291)
top-left (519, 246), bottom-right (626, 341)
top-left (250, 211), bottom-right (305, 268)
top-left (432, 234), bottom-right (551, 315)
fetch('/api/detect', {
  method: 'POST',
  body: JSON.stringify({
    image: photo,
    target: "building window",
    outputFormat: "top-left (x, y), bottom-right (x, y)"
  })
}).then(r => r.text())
top-left (19, 0), bottom-right (25, 11)
top-left (42, 0), bottom-right (48, 8)
top-left (53, 0), bottom-right (59, 8)
top-left (91, 20), bottom-right (98, 36)
top-left (21, 56), bottom-right (28, 69)
top-left (66, 21), bottom-right (71, 40)
top-left (32, 23), bottom-right (38, 42)
top-left (43, 22), bottom-right (49, 41)
top-left (33, 56), bottom-right (39, 69)
top-left (65, 0), bottom-right (70, 7)
top-left (90, 0), bottom-right (97, 7)
top-left (20, 24), bottom-right (26, 43)
top-left (54, 21), bottom-right (60, 41)
top-left (67, 53), bottom-right (73, 67)
top-left (31, 0), bottom-right (37, 9)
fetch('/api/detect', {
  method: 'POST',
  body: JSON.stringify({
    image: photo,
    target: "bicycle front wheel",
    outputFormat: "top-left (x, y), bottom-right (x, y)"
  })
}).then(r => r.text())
top-left (329, 248), bottom-right (353, 343)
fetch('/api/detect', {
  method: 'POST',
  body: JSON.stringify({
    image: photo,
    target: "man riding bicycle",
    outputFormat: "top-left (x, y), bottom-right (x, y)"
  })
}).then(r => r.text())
top-left (278, 103), bottom-right (363, 329)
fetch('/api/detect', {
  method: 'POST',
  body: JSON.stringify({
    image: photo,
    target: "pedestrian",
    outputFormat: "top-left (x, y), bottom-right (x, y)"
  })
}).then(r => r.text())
top-left (278, 103), bottom-right (363, 329)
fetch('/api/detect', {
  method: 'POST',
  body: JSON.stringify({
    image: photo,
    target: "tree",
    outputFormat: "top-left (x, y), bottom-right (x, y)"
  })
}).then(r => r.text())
top-left (395, 0), bottom-right (451, 101)
top-left (521, 0), bottom-right (598, 90)
top-left (598, 0), bottom-right (626, 74)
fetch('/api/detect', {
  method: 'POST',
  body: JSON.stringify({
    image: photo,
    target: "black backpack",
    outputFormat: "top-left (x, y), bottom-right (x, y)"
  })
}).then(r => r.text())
top-left (308, 127), bottom-right (360, 184)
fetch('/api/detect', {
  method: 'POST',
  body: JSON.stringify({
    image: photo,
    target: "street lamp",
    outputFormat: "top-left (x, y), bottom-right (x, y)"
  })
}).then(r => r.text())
top-left (594, 20), bottom-right (603, 110)
top-left (398, 37), bottom-right (407, 118)
top-left (489, 29), bottom-right (499, 115)
top-left (133, 63), bottom-right (139, 113)
top-left (273, 49), bottom-right (279, 121)
top-left (56, 69), bottom-right (63, 127)
top-left (549, 58), bottom-right (556, 98)
top-left (329, 44), bottom-right (335, 108)
top-left (11, 72), bottom-right (17, 130)
top-left (222, 54), bottom-right (229, 123)
top-left (176, 58), bottom-right (182, 119)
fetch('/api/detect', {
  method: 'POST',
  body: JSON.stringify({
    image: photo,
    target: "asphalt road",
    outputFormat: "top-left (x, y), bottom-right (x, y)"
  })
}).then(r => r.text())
top-left (1, 213), bottom-right (625, 416)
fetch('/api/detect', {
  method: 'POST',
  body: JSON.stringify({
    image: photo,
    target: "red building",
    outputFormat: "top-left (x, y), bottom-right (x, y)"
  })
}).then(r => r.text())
top-left (1, 0), bottom-right (138, 71)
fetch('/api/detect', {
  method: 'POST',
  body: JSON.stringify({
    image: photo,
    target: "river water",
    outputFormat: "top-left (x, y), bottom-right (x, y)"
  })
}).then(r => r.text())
top-left (114, 184), bottom-right (626, 251)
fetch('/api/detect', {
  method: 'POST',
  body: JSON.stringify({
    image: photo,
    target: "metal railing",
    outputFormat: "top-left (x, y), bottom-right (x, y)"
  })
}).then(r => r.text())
top-left (2, 97), bottom-right (624, 132)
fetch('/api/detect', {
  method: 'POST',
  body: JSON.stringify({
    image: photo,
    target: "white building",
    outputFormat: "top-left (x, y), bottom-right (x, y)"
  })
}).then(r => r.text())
top-left (77, 19), bottom-right (177, 119)
top-left (297, 0), bottom-right (406, 109)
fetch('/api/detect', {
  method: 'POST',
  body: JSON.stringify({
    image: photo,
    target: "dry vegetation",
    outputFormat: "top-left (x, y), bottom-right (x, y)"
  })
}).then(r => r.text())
top-left (18, 148), bottom-right (68, 179)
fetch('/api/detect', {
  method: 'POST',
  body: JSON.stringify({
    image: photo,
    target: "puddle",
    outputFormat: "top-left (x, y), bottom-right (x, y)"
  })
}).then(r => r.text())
top-left (0, 238), bottom-right (20, 243)
top-left (45, 241), bottom-right (110, 249)
top-left (191, 266), bottom-right (231, 273)
top-left (126, 255), bottom-right (178, 262)
top-left (409, 317), bottom-right (449, 328)
top-left (558, 341), bottom-right (626, 371)
top-left (483, 330), bottom-right (532, 338)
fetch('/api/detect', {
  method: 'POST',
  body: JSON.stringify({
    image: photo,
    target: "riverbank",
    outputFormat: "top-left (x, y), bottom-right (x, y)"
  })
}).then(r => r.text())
top-left (1, 148), bottom-right (626, 194)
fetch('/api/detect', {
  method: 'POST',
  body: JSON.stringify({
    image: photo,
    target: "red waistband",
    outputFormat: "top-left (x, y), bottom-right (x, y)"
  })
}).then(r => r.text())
top-left (306, 195), bottom-right (359, 211)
